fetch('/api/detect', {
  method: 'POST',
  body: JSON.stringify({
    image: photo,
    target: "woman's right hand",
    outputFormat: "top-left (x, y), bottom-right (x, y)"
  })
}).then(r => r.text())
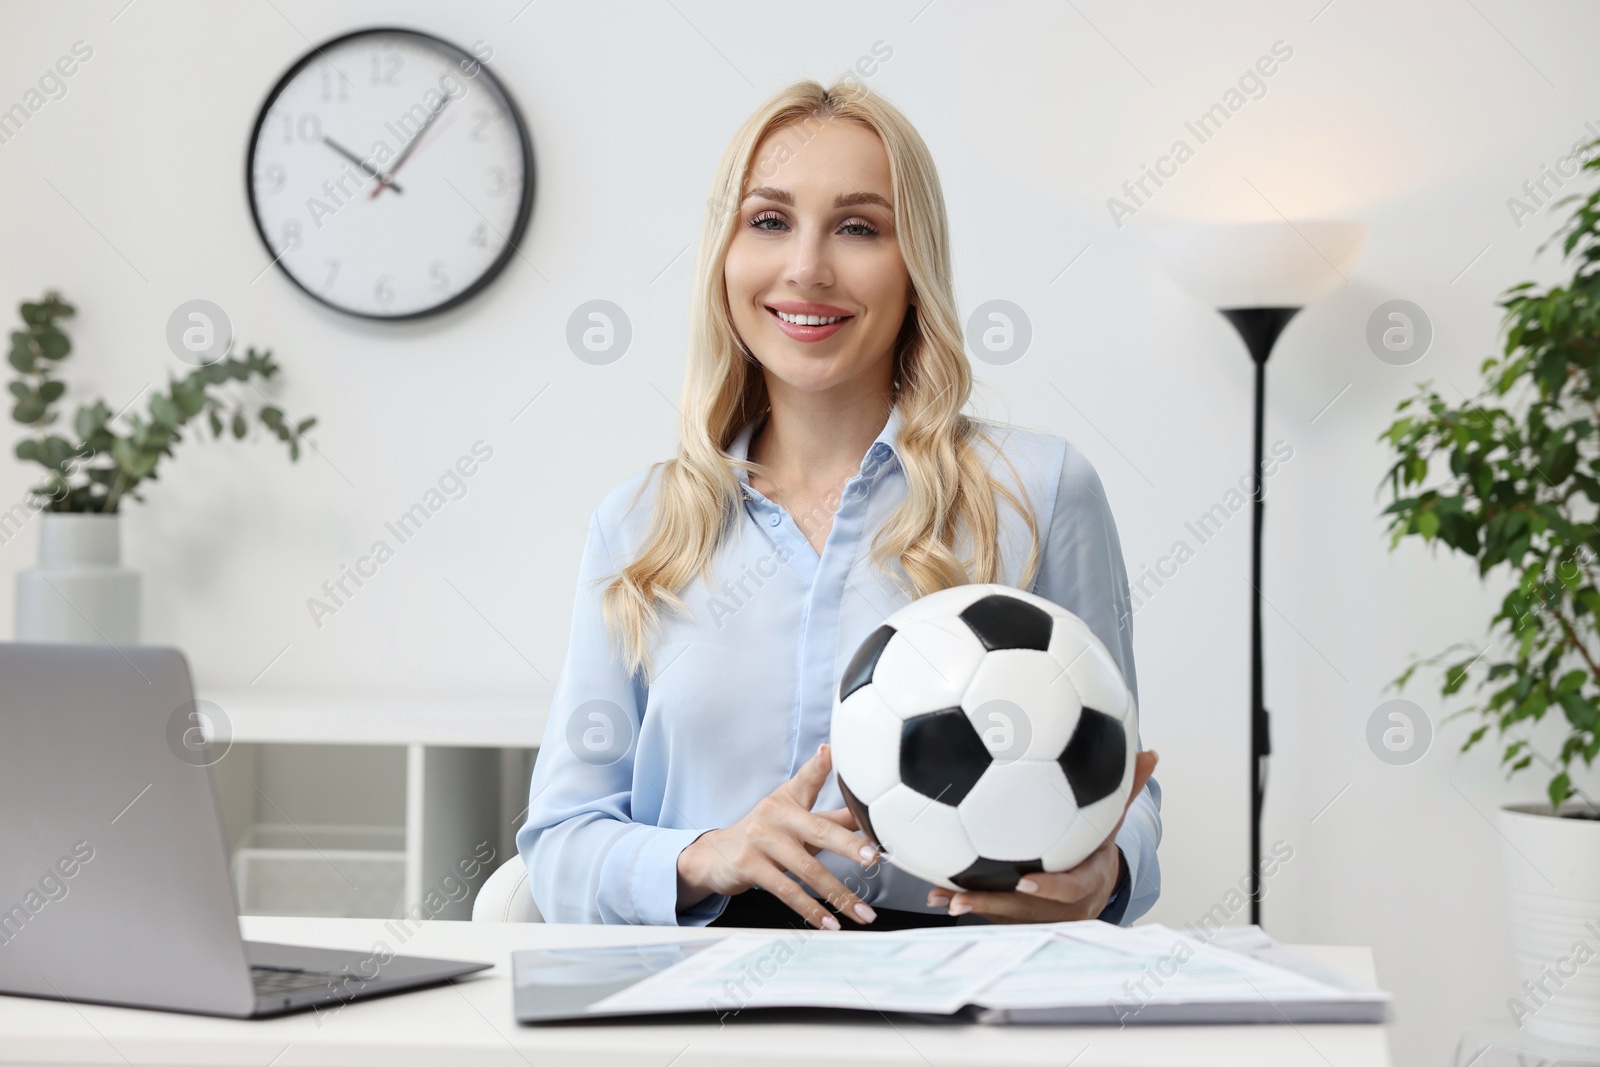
top-left (675, 742), bottom-right (881, 929)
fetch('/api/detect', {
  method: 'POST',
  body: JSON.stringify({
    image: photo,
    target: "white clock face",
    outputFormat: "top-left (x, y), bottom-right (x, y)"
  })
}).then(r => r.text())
top-left (247, 29), bottom-right (533, 319)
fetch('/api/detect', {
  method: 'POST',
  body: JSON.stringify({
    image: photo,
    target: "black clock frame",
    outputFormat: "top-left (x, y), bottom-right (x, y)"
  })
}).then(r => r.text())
top-left (245, 26), bottom-right (536, 321)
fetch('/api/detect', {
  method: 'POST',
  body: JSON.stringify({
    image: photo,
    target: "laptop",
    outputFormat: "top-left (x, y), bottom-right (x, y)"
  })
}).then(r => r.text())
top-left (0, 642), bottom-right (490, 1018)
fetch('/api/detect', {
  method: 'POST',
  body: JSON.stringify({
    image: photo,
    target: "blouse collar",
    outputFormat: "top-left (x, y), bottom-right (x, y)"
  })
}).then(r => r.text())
top-left (727, 403), bottom-right (903, 486)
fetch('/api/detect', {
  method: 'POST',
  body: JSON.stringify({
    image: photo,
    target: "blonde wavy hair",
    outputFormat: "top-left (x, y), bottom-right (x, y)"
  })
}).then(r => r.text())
top-left (602, 79), bottom-right (1040, 677)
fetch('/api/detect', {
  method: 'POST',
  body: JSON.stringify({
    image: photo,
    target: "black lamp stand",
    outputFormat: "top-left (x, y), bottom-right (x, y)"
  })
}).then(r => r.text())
top-left (1217, 306), bottom-right (1301, 928)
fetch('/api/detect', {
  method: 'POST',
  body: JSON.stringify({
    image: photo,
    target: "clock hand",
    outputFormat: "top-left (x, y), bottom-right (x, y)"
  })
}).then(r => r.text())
top-left (321, 136), bottom-right (404, 195)
top-left (369, 96), bottom-right (452, 199)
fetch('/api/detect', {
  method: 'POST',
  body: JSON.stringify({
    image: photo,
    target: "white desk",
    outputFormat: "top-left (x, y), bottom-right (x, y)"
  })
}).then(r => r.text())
top-left (0, 916), bottom-right (1391, 1066)
top-left (200, 689), bottom-right (550, 748)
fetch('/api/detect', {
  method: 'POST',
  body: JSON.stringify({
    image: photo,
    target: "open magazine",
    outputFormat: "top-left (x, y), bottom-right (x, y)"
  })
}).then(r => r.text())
top-left (511, 920), bottom-right (1392, 1026)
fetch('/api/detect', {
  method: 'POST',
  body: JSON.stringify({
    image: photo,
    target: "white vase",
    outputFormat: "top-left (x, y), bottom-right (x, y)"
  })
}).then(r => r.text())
top-left (14, 513), bottom-right (140, 644)
top-left (1498, 803), bottom-right (1600, 1048)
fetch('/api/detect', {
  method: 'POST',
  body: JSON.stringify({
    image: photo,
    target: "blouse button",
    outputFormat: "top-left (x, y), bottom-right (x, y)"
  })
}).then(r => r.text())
top-left (768, 513), bottom-right (781, 527)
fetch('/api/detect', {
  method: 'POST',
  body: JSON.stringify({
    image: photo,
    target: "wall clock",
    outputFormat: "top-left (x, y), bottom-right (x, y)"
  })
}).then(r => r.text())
top-left (246, 28), bottom-right (535, 320)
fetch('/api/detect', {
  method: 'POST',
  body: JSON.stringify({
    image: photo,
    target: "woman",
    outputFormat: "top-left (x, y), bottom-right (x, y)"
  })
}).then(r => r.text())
top-left (518, 80), bottom-right (1160, 931)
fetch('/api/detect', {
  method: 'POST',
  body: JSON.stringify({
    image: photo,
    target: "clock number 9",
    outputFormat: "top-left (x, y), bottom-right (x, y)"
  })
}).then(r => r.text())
top-left (258, 162), bottom-right (286, 194)
top-left (279, 112), bottom-right (322, 144)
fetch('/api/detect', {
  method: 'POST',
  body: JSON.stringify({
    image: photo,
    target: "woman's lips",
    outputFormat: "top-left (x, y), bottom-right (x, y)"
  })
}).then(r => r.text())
top-left (767, 305), bottom-right (853, 343)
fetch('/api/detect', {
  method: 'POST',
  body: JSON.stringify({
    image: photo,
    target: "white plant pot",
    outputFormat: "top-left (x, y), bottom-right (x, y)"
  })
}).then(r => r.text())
top-left (14, 513), bottom-right (140, 644)
top-left (1498, 803), bottom-right (1600, 1048)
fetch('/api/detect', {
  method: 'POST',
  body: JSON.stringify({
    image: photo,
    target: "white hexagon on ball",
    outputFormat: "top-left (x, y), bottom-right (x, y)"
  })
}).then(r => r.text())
top-left (957, 760), bottom-right (1080, 861)
top-left (870, 617), bottom-right (988, 720)
top-left (866, 783), bottom-right (977, 891)
top-left (961, 648), bottom-right (1083, 762)
top-left (886, 583), bottom-right (999, 628)
top-left (829, 686), bottom-right (903, 805)
top-left (1049, 621), bottom-right (1132, 722)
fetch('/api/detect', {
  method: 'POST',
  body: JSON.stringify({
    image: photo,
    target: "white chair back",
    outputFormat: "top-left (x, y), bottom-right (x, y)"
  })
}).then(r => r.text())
top-left (471, 857), bottom-right (543, 922)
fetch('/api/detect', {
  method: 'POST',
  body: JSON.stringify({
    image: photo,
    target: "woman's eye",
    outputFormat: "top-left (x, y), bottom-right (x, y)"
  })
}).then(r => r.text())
top-left (746, 212), bottom-right (880, 237)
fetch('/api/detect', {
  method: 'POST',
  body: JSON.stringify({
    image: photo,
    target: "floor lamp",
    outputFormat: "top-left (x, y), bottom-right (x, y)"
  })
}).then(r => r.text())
top-left (1147, 221), bottom-right (1369, 927)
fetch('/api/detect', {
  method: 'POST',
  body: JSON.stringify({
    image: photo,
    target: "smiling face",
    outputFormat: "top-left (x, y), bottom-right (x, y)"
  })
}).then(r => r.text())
top-left (723, 117), bottom-right (914, 399)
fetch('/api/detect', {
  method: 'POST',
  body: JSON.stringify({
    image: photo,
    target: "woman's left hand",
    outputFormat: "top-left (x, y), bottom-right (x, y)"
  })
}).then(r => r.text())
top-left (927, 750), bottom-right (1158, 923)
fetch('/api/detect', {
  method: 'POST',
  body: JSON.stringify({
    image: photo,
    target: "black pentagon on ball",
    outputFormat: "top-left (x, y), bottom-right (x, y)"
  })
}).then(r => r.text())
top-left (952, 856), bottom-right (1043, 893)
top-left (1059, 707), bottom-right (1126, 807)
top-left (900, 708), bottom-right (992, 806)
top-left (839, 624), bottom-right (896, 701)
top-left (837, 777), bottom-right (882, 852)
top-left (959, 593), bottom-right (1053, 652)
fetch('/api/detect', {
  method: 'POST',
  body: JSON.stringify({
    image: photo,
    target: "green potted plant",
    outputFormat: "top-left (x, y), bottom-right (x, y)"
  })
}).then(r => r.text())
top-left (1381, 142), bottom-right (1600, 1047)
top-left (7, 291), bottom-right (315, 643)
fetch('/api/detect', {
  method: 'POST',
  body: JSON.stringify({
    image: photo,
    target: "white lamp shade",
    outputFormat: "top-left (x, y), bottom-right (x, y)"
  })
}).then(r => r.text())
top-left (1146, 220), bottom-right (1369, 309)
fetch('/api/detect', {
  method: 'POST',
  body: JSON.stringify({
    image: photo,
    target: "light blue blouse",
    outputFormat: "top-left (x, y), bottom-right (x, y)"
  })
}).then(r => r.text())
top-left (517, 403), bottom-right (1162, 926)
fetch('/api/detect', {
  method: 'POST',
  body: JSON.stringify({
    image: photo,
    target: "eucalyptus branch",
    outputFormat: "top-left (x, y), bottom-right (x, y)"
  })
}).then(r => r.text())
top-left (8, 291), bottom-right (317, 515)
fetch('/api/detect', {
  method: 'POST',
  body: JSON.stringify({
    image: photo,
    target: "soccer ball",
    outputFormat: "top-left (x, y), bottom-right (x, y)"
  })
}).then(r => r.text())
top-left (830, 583), bottom-right (1138, 893)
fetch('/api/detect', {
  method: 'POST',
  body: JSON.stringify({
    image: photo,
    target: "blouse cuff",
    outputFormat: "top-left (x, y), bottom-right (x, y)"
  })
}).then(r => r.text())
top-left (630, 825), bottom-right (731, 927)
top-left (1096, 847), bottom-right (1132, 925)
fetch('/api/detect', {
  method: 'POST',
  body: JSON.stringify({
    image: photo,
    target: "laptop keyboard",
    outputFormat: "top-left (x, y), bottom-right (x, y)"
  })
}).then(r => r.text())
top-left (251, 965), bottom-right (346, 998)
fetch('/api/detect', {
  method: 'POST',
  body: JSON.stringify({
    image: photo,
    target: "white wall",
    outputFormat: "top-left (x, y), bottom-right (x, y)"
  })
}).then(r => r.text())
top-left (3, 0), bottom-right (1599, 1060)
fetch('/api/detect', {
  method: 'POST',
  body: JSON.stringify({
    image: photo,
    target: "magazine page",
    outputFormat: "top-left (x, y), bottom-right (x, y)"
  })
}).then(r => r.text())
top-left (971, 922), bottom-right (1390, 1024)
top-left (586, 927), bottom-right (1054, 1017)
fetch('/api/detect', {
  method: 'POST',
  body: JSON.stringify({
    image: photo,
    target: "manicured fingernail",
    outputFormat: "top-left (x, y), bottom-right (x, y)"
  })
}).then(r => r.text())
top-left (854, 902), bottom-right (877, 923)
top-left (859, 845), bottom-right (878, 862)
top-left (820, 914), bottom-right (840, 931)
top-left (1016, 878), bottom-right (1038, 893)
top-left (948, 901), bottom-right (971, 917)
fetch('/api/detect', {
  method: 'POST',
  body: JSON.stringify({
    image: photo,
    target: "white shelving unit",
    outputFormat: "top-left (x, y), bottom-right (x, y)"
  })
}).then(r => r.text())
top-left (201, 689), bottom-right (549, 921)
